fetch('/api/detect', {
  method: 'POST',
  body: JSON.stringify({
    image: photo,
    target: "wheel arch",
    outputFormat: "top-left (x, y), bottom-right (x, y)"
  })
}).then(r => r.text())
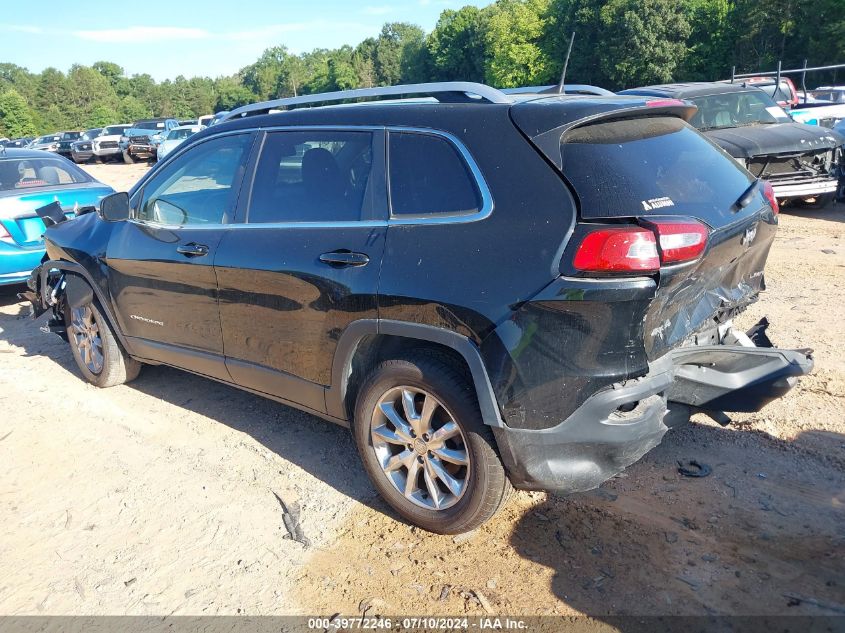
top-left (327, 319), bottom-right (504, 428)
top-left (39, 259), bottom-right (129, 351)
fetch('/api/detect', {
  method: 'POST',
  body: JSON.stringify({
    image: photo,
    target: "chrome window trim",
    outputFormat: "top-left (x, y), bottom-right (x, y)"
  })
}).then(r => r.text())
top-left (130, 124), bottom-right (493, 231)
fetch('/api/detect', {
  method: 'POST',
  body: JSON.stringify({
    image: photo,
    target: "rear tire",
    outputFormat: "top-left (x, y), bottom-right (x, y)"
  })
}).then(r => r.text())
top-left (352, 354), bottom-right (511, 534)
top-left (65, 299), bottom-right (141, 388)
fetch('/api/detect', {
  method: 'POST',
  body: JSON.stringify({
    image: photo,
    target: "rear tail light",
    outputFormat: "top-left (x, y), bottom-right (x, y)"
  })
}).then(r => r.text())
top-left (646, 220), bottom-right (709, 265)
top-left (573, 227), bottom-right (660, 273)
top-left (572, 219), bottom-right (709, 274)
top-left (761, 180), bottom-right (779, 215)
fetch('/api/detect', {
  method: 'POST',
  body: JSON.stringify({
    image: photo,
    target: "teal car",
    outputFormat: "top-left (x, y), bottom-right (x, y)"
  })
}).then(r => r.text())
top-left (0, 149), bottom-right (113, 285)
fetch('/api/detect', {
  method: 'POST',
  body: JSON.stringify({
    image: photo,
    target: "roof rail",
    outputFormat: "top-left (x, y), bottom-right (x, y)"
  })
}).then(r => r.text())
top-left (501, 84), bottom-right (614, 96)
top-left (222, 82), bottom-right (512, 121)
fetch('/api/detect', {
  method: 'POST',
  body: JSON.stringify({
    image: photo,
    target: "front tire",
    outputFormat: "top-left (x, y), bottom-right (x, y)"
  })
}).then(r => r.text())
top-left (122, 150), bottom-right (135, 164)
top-left (66, 300), bottom-right (141, 388)
top-left (352, 355), bottom-right (510, 534)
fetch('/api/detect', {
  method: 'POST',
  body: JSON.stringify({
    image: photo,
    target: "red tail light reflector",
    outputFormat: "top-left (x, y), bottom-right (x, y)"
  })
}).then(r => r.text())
top-left (573, 227), bottom-right (660, 273)
top-left (648, 220), bottom-right (709, 265)
top-left (761, 180), bottom-right (779, 215)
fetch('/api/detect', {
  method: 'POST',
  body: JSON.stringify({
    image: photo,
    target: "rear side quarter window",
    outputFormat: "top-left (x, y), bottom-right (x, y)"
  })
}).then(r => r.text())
top-left (388, 131), bottom-right (481, 218)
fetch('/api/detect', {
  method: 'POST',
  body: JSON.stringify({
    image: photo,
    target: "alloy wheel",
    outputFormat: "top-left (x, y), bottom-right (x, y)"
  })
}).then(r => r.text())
top-left (370, 386), bottom-right (470, 511)
top-left (69, 305), bottom-right (104, 375)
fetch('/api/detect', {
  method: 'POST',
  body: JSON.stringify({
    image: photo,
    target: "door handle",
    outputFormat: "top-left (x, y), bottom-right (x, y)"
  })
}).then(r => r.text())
top-left (176, 242), bottom-right (209, 257)
top-left (319, 250), bottom-right (370, 267)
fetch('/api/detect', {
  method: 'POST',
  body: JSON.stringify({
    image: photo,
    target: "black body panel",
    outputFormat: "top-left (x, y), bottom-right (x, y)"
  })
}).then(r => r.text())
top-left (27, 88), bottom-right (813, 498)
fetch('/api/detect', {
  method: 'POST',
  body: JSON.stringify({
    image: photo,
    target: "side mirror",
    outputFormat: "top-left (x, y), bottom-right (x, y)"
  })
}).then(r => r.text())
top-left (99, 191), bottom-right (131, 222)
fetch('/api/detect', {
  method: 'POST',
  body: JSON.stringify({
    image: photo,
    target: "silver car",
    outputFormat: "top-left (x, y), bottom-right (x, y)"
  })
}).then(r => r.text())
top-left (27, 134), bottom-right (62, 152)
top-left (156, 125), bottom-right (201, 161)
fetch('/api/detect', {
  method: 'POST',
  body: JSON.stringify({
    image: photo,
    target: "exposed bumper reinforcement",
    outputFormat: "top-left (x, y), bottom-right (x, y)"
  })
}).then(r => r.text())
top-left (494, 320), bottom-right (813, 492)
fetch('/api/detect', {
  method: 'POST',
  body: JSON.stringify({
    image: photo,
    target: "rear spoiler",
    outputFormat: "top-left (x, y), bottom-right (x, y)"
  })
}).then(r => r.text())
top-left (510, 98), bottom-right (697, 171)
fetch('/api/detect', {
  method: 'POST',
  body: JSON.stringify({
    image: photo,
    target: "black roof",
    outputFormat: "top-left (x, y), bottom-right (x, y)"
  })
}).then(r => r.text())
top-left (619, 82), bottom-right (763, 99)
top-left (204, 93), bottom-right (663, 139)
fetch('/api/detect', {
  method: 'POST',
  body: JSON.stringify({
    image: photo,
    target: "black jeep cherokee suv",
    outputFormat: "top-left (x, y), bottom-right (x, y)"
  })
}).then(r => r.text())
top-left (23, 82), bottom-right (812, 534)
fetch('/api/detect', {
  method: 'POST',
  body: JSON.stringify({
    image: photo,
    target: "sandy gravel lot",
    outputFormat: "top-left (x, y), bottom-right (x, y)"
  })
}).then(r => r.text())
top-left (0, 162), bottom-right (843, 618)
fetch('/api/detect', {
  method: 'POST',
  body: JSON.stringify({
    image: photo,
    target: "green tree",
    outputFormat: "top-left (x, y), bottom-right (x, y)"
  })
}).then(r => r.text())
top-left (0, 89), bottom-right (37, 137)
top-left (427, 6), bottom-right (487, 82)
top-left (598, 0), bottom-right (692, 88)
top-left (118, 95), bottom-right (151, 123)
top-left (92, 61), bottom-right (125, 89)
top-left (374, 22), bottom-right (427, 85)
top-left (86, 104), bottom-right (119, 127)
top-left (214, 76), bottom-right (255, 111)
top-left (484, 0), bottom-right (553, 88)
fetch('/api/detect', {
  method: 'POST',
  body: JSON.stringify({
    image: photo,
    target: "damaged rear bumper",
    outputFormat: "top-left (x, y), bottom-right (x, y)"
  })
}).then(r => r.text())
top-left (494, 319), bottom-right (813, 492)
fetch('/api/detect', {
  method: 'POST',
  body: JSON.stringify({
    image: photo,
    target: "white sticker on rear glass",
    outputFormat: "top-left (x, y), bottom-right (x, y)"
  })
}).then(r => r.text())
top-left (641, 196), bottom-right (675, 211)
top-left (766, 106), bottom-right (788, 119)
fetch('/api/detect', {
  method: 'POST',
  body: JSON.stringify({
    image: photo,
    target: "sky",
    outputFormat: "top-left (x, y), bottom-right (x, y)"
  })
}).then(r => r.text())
top-left (0, 0), bottom-right (490, 81)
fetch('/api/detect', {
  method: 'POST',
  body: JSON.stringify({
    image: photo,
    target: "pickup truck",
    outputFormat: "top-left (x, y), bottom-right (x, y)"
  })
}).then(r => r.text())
top-left (119, 119), bottom-right (180, 163)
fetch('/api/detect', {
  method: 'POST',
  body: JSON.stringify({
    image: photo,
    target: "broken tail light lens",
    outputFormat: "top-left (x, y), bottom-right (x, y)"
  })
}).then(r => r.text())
top-left (573, 227), bottom-right (660, 273)
top-left (647, 220), bottom-right (709, 265)
top-left (761, 180), bottom-right (779, 215)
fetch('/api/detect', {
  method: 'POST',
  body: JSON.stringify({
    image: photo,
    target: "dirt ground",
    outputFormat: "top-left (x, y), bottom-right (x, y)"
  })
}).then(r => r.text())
top-left (1, 162), bottom-right (843, 618)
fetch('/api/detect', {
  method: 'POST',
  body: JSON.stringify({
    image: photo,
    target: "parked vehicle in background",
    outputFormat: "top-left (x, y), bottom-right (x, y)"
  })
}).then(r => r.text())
top-left (27, 134), bottom-right (62, 152)
top-left (119, 119), bottom-right (180, 163)
top-left (790, 102), bottom-right (845, 129)
top-left (156, 125), bottom-right (200, 161)
top-left (2, 138), bottom-right (34, 148)
top-left (197, 114), bottom-right (214, 128)
top-left (208, 111), bottom-right (229, 126)
top-left (69, 129), bottom-right (103, 164)
top-left (22, 82), bottom-right (812, 534)
top-left (810, 86), bottom-right (845, 104)
top-left (56, 131), bottom-right (83, 158)
top-left (90, 124), bottom-right (131, 163)
top-left (620, 82), bottom-right (845, 206)
top-left (0, 149), bottom-right (113, 286)
top-left (725, 77), bottom-right (799, 109)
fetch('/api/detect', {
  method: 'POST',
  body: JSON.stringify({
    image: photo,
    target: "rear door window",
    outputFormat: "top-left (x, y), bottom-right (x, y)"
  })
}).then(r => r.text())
top-left (388, 131), bottom-right (481, 217)
top-left (247, 130), bottom-right (376, 223)
top-left (561, 116), bottom-right (754, 224)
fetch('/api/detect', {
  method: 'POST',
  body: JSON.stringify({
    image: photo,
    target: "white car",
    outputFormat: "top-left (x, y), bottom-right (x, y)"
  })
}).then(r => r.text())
top-left (156, 125), bottom-right (201, 161)
top-left (792, 86), bottom-right (845, 129)
top-left (197, 114), bottom-right (214, 128)
top-left (91, 124), bottom-right (132, 162)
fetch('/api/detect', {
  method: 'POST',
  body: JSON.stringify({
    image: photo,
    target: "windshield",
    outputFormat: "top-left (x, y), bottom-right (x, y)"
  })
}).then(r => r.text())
top-left (61, 132), bottom-right (81, 141)
top-left (136, 121), bottom-right (165, 130)
top-left (36, 135), bottom-right (60, 143)
top-left (561, 116), bottom-right (753, 222)
top-left (0, 157), bottom-right (90, 191)
top-left (103, 125), bottom-right (130, 135)
top-left (167, 128), bottom-right (194, 140)
top-left (756, 82), bottom-right (793, 103)
top-left (689, 91), bottom-right (790, 131)
top-left (82, 129), bottom-right (102, 140)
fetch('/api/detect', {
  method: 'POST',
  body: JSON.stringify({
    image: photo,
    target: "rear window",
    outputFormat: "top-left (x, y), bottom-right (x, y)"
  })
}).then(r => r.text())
top-left (136, 121), bottom-right (165, 130)
top-left (388, 132), bottom-right (481, 217)
top-left (0, 158), bottom-right (90, 191)
top-left (560, 117), bottom-right (753, 220)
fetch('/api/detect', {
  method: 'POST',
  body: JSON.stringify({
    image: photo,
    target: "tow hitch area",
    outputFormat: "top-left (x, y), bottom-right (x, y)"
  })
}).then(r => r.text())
top-left (668, 318), bottom-right (813, 413)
